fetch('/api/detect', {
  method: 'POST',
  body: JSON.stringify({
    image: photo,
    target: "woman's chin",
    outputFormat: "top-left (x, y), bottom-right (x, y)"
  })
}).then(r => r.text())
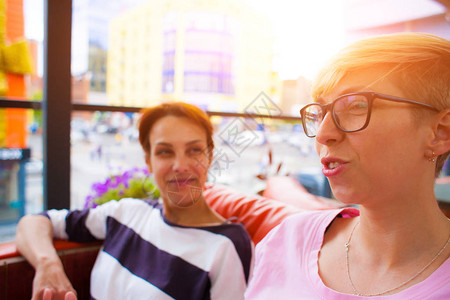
top-left (330, 186), bottom-right (359, 206)
top-left (166, 187), bottom-right (203, 208)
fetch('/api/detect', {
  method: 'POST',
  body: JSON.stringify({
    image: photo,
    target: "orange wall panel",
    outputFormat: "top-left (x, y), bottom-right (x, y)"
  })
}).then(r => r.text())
top-left (6, 0), bottom-right (24, 41)
top-left (4, 0), bottom-right (27, 148)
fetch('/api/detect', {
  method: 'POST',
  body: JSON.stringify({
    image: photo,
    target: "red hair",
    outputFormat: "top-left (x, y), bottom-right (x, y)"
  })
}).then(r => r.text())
top-left (138, 102), bottom-right (214, 157)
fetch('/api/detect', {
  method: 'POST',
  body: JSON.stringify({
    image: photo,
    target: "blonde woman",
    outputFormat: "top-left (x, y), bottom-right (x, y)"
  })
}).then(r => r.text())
top-left (246, 33), bottom-right (450, 299)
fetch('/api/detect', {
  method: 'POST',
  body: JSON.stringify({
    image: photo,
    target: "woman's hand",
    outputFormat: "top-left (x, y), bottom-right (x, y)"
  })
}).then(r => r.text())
top-left (32, 259), bottom-right (77, 300)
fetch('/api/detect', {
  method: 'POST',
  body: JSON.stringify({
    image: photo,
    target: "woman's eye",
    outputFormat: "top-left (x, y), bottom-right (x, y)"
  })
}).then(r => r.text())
top-left (156, 149), bottom-right (172, 156)
top-left (347, 100), bottom-right (368, 114)
top-left (188, 147), bottom-right (203, 155)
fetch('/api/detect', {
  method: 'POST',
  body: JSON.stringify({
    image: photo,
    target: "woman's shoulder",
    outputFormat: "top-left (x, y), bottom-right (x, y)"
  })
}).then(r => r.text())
top-left (199, 221), bottom-right (252, 248)
top-left (108, 198), bottom-right (162, 211)
top-left (96, 198), bottom-right (163, 224)
top-left (259, 208), bottom-right (358, 247)
top-left (282, 207), bottom-right (357, 230)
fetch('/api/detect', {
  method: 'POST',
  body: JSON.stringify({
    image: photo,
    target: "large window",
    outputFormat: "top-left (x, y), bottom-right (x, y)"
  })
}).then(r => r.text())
top-left (1, 0), bottom-right (449, 244)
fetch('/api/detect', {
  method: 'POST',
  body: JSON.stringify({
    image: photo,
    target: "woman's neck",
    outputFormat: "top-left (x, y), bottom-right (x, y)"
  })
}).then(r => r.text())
top-left (356, 201), bottom-right (450, 266)
top-left (163, 198), bottom-right (225, 227)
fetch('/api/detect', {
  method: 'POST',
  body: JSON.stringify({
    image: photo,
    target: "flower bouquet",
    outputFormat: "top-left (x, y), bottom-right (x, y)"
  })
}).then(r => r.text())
top-left (84, 167), bottom-right (160, 208)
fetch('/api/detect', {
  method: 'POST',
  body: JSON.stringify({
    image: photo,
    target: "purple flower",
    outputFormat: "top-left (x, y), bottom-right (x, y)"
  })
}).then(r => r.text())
top-left (85, 166), bottom-right (156, 208)
top-left (92, 182), bottom-right (108, 196)
top-left (84, 195), bottom-right (98, 209)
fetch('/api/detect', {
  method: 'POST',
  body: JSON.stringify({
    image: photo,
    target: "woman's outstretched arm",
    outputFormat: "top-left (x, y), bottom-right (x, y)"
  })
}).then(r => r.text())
top-left (16, 215), bottom-right (77, 300)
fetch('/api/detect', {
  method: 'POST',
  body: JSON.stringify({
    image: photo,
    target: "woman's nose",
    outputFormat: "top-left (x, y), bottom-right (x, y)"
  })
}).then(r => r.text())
top-left (315, 112), bottom-right (344, 145)
top-left (172, 155), bottom-right (190, 172)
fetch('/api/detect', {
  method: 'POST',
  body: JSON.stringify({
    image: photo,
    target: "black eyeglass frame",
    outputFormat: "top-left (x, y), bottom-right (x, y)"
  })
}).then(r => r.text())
top-left (299, 91), bottom-right (439, 138)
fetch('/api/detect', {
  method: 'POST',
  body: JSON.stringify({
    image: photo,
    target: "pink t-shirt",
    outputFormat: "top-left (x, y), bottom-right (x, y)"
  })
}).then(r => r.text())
top-left (245, 208), bottom-right (450, 299)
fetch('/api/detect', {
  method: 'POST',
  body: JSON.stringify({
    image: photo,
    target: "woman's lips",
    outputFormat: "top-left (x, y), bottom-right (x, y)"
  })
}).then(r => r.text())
top-left (321, 157), bottom-right (347, 177)
top-left (168, 178), bottom-right (196, 187)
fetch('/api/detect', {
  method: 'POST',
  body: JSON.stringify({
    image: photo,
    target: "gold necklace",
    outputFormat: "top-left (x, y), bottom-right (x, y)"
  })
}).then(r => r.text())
top-left (345, 220), bottom-right (450, 297)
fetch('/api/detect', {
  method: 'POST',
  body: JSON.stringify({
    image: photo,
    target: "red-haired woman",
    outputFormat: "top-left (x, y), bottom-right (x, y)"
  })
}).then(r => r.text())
top-left (17, 102), bottom-right (253, 300)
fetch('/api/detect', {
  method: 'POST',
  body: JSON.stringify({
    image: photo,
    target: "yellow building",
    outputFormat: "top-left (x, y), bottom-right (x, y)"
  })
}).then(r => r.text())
top-left (107, 0), bottom-right (274, 112)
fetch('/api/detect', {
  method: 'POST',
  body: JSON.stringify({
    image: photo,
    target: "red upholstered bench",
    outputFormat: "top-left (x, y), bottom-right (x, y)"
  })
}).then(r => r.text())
top-left (0, 240), bottom-right (101, 300)
top-left (0, 178), bottom-right (342, 299)
top-left (204, 177), bottom-right (343, 244)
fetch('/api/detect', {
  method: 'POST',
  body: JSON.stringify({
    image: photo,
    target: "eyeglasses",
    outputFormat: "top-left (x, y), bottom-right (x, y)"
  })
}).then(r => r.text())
top-left (299, 92), bottom-right (439, 138)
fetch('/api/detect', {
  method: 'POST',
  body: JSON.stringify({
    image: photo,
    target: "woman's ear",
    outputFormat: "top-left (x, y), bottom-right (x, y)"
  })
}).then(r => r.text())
top-left (207, 147), bottom-right (213, 169)
top-left (430, 109), bottom-right (450, 155)
top-left (145, 154), bottom-right (152, 173)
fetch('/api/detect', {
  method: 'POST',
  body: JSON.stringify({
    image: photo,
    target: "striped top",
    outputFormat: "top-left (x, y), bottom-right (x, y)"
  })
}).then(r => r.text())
top-left (45, 198), bottom-right (253, 300)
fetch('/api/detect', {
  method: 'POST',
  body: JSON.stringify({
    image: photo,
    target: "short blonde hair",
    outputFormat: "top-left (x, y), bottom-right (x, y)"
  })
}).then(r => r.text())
top-left (312, 32), bottom-right (450, 176)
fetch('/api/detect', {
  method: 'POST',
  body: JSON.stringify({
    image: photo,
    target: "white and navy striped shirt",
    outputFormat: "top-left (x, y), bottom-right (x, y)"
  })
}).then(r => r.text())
top-left (45, 198), bottom-right (253, 300)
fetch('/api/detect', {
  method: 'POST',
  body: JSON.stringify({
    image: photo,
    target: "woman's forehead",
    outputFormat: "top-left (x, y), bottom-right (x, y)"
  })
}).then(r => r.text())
top-left (317, 69), bottom-right (405, 102)
top-left (150, 116), bottom-right (207, 142)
